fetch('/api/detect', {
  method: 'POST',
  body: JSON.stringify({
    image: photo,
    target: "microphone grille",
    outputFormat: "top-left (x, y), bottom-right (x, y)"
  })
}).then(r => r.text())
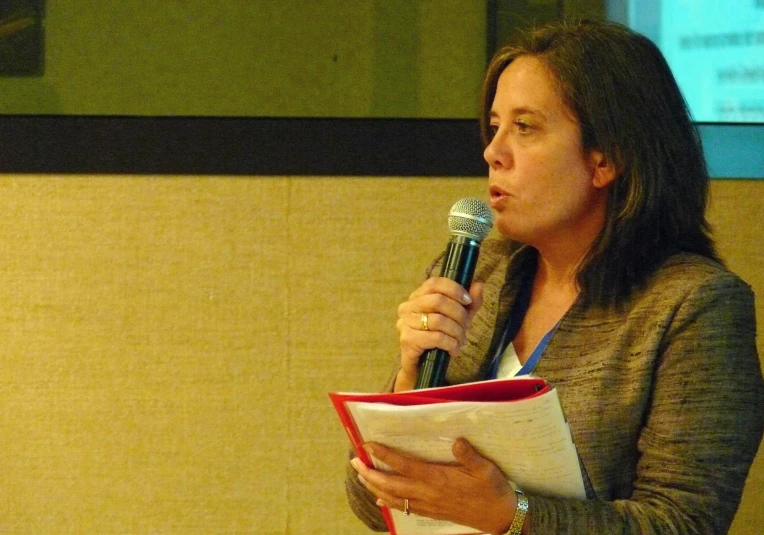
top-left (447, 198), bottom-right (493, 241)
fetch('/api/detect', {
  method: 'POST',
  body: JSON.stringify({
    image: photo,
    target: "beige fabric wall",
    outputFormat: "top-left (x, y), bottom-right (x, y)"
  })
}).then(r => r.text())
top-left (0, 175), bottom-right (760, 534)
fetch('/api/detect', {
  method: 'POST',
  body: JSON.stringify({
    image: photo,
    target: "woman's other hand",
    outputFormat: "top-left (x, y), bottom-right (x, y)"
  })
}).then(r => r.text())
top-left (394, 278), bottom-right (484, 392)
top-left (350, 439), bottom-right (516, 534)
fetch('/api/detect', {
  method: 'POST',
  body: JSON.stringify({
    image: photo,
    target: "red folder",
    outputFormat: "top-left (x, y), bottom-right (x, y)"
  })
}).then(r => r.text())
top-left (330, 378), bottom-right (551, 535)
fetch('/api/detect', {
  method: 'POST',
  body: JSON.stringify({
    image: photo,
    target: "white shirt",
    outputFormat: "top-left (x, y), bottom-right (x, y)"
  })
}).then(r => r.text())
top-left (495, 342), bottom-right (525, 379)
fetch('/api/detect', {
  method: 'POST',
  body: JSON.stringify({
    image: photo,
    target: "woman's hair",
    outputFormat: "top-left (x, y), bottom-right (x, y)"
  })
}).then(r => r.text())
top-left (481, 19), bottom-right (720, 307)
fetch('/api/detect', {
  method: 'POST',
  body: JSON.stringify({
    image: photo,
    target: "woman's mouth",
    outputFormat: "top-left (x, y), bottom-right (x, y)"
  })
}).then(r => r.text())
top-left (489, 185), bottom-right (510, 208)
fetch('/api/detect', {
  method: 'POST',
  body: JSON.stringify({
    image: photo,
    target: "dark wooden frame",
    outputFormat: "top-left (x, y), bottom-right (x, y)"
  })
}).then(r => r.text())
top-left (0, 116), bottom-right (487, 176)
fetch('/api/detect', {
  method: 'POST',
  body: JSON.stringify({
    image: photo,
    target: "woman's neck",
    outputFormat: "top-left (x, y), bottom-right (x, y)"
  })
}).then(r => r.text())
top-left (531, 188), bottom-right (607, 290)
top-left (534, 241), bottom-right (589, 294)
top-left (531, 206), bottom-right (605, 293)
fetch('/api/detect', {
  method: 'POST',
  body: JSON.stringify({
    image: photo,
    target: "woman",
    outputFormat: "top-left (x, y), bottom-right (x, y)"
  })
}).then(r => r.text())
top-left (346, 20), bottom-right (763, 534)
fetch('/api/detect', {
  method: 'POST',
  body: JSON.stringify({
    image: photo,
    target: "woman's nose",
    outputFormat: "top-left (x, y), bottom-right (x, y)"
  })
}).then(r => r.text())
top-left (483, 135), bottom-right (510, 169)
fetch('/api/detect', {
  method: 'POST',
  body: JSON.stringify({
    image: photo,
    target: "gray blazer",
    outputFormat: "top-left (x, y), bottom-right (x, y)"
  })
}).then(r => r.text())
top-left (346, 240), bottom-right (764, 534)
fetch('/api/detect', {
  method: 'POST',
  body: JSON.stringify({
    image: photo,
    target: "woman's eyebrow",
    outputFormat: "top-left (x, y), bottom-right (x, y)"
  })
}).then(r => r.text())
top-left (490, 107), bottom-right (548, 120)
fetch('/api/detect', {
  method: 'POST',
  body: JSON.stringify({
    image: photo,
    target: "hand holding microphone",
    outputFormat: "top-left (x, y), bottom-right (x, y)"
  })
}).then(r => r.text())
top-left (395, 199), bottom-right (493, 391)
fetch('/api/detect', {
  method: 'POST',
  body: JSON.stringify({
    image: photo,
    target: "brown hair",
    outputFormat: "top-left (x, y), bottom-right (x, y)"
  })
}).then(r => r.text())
top-left (481, 20), bottom-right (719, 307)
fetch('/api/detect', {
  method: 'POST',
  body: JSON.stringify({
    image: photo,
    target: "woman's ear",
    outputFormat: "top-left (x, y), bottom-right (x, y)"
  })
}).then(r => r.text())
top-left (589, 149), bottom-right (617, 189)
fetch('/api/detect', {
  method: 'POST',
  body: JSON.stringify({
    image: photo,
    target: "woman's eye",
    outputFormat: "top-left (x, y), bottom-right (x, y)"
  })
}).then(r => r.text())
top-left (515, 121), bottom-right (532, 133)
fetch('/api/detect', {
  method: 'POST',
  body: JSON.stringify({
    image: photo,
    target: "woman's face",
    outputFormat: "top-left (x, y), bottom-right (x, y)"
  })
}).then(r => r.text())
top-left (484, 55), bottom-right (612, 251)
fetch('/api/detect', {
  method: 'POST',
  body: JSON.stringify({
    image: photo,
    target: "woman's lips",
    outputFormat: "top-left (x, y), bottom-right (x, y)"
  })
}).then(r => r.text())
top-left (489, 185), bottom-right (510, 208)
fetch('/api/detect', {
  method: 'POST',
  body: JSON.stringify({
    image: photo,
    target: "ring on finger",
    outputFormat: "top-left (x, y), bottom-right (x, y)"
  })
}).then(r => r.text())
top-left (420, 313), bottom-right (429, 331)
top-left (403, 498), bottom-right (411, 515)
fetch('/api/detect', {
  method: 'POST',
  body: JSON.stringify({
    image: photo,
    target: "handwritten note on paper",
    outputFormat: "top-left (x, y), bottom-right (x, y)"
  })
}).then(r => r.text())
top-left (347, 388), bottom-right (585, 501)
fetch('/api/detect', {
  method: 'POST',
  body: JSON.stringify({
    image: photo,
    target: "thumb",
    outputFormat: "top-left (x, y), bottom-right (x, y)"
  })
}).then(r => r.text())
top-left (452, 438), bottom-right (488, 471)
top-left (467, 282), bottom-right (484, 320)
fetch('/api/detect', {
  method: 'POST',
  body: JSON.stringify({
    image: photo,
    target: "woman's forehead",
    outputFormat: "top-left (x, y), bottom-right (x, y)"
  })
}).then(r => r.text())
top-left (493, 57), bottom-right (569, 119)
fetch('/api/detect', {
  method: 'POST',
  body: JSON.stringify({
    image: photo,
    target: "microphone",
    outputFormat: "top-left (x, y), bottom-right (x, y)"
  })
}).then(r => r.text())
top-left (415, 198), bottom-right (493, 389)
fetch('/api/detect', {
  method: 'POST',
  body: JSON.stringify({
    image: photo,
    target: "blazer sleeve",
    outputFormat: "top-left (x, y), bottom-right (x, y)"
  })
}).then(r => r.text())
top-left (529, 273), bottom-right (764, 534)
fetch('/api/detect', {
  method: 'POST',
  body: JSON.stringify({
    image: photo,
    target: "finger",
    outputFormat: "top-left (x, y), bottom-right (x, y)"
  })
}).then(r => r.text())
top-left (396, 311), bottom-right (467, 358)
top-left (452, 438), bottom-right (490, 472)
top-left (399, 293), bottom-right (471, 329)
top-left (408, 277), bottom-right (473, 306)
top-left (352, 456), bottom-right (418, 509)
top-left (466, 281), bottom-right (485, 319)
top-left (365, 479), bottom-right (409, 513)
top-left (374, 494), bottom-right (417, 518)
top-left (350, 456), bottom-right (395, 494)
top-left (405, 311), bottom-right (465, 343)
top-left (364, 443), bottom-right (429, 480)
top-left (467, 281), bottom-right (485, 310)
top-left (360, 471), bottom-right (433, 520)
top-left (398, 325), bottom-right (462, 360)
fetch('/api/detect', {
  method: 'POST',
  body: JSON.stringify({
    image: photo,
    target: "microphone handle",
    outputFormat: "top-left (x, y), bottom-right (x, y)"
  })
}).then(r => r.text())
top-left (415, 235), bottom-right (481, 389)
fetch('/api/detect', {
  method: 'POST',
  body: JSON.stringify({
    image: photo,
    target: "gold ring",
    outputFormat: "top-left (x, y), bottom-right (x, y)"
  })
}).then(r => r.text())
top-left (421, 313), bottom-right (429, 331)
top-left (403, 498), bottom-right (411, 515)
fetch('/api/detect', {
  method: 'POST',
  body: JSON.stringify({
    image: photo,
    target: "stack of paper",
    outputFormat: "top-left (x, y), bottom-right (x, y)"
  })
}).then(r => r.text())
top-left (330, 378), bottom-right (585, 535)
